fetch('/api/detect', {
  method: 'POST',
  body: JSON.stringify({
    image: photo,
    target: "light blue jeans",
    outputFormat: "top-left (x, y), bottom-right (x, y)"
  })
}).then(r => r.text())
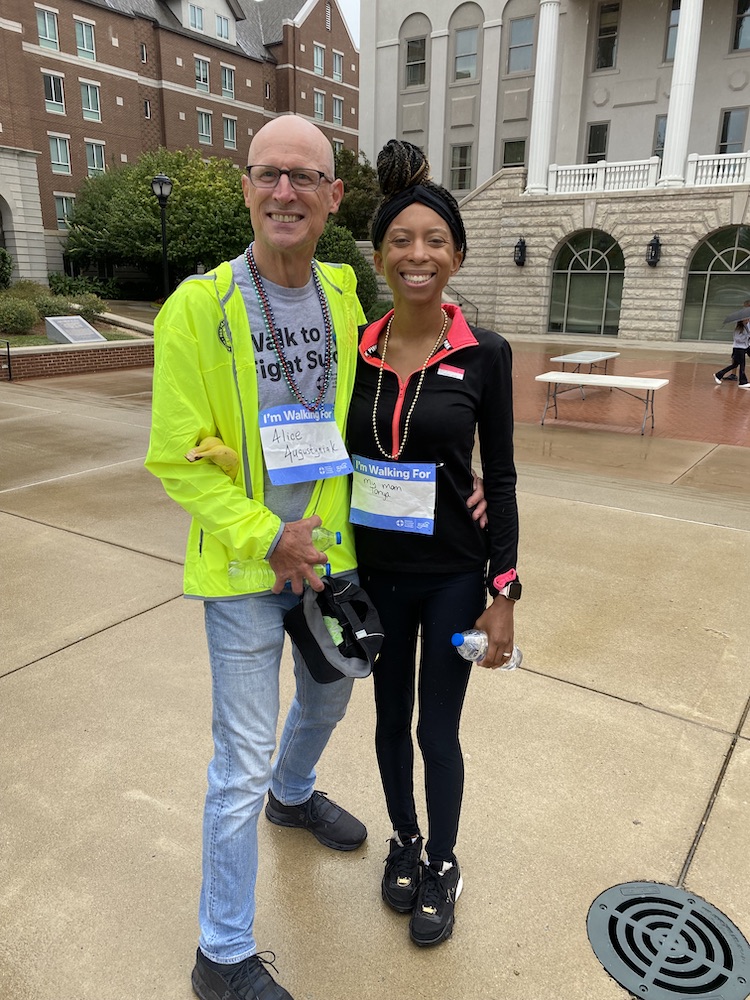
top-left (198, 580), bottom-right (356, 963)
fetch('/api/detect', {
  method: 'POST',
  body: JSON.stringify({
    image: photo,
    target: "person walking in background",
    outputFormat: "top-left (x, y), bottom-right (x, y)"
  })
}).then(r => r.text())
top-left (346, 140), bottom-right (521, 948)
top-left (715, 313), bottom-right (750, 387)
top-left (146, 115), bottom-right (367, 1000)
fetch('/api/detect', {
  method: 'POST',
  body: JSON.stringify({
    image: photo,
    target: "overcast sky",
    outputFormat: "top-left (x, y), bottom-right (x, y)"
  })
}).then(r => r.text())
top-left (337, 0), bottom-right (360, 46)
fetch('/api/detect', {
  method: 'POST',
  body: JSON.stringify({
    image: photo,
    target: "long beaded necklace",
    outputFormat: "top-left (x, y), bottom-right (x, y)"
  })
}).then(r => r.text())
top-left (244, 244), bottom-right (333, 412)
top-left (371, 309), bottom-right (449, 461)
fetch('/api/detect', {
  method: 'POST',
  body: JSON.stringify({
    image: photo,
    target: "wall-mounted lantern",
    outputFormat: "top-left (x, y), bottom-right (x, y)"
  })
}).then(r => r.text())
top-left (513, 237), bottom-right (527, 267)
top-left (646, 233), bottom-right (662, 267)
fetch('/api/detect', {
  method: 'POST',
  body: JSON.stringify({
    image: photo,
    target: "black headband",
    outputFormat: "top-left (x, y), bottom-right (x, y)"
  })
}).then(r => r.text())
top-left (371, 185), bottom-right (466, 255)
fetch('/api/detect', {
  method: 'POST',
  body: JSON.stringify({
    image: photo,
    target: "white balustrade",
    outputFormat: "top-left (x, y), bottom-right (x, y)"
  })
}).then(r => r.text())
top-left (685, 152), bottom-right (750, 186)
top-left (547, 157), bottom-right (661, 194)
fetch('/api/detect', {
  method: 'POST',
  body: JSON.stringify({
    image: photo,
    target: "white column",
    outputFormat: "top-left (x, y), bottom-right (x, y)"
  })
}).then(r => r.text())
top-left (525, 0), bottom-right (561, 195)
top-left (477, 19), bottom-right (503, 186)
top-left (658, 0), bottom-right (704, 187)
top-left (428, 30), bottom-right (450, 186)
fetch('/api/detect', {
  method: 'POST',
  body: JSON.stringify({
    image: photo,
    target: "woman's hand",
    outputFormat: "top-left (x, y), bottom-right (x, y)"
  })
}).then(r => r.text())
top-left (474, 596), bottom-right (515, 669)
top-left (466, 472), bottom-right (488, 529)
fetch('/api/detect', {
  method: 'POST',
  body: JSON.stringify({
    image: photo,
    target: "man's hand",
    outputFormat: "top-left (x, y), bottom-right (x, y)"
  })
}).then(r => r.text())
top-left (467, 472), bottom-right (488, 529)
top-left (268, 515), bottom-right (326, 594)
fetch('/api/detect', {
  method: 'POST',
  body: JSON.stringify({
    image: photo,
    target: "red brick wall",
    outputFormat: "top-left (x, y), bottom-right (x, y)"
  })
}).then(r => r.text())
top-left (5, 342), bottom-right (154, 381)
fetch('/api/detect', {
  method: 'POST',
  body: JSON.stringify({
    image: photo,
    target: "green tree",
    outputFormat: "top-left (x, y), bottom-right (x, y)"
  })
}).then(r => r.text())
top-left (316, 220), bottom-right (378, 315)
top-left (65, 148), bottom-right (249, 288)
top-left (0, 248), bottom-right (13, 289)
top-left (334, 149), bottom-right (381, 239)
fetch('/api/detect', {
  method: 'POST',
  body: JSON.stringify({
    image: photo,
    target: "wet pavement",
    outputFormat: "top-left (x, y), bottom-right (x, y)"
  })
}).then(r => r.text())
top-left (1, 317), bottom-right (748, 1000)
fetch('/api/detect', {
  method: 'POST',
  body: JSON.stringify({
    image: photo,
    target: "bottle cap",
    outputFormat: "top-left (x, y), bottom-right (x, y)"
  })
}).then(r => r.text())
top-left (450, 633), bottom-right (464, 646)
top-left (334, 531), bottom-right (341, 544)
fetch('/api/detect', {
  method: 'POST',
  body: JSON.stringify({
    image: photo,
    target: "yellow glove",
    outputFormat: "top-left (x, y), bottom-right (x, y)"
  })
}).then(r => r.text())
top-left (185, 436), bottom-right (240, 480)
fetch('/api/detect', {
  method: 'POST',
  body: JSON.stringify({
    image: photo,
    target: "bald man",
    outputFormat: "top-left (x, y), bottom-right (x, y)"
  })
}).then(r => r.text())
top-left (147, 116), bottom-right (367, 1000)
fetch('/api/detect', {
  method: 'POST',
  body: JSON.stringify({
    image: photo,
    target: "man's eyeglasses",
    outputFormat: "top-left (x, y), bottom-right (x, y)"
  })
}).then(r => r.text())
top-left (245, 165), bottom-right (333, 192)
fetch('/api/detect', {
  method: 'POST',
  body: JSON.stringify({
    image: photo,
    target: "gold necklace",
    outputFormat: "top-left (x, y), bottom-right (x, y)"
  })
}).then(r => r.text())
top-left (371, 309), bottom-right (449, 461)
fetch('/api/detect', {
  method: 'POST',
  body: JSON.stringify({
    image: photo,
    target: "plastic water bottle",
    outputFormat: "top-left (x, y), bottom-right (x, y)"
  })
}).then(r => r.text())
top-left (451, 629), bottom-right (523, 670)
top-left (228, 526), bottom-right (340, 583)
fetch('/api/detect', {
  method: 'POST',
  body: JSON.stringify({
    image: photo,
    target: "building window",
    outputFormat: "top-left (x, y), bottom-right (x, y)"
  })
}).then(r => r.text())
top-left (144, 99), bottom-right (151, 119)
top-left (503, 139), bottom-right (526, 166)
top-left (37, 9), bottom-right (59, 50)
top-left (406, 37), bottom-right (426, 87)
top-left (333, 51), bottom-right (343, 82)
top-left (221, 66), bottom-right (235, 99)
top-left (332, 96), bottom-right (343, 126)
top-left (43, 73), bottom-right (65, 115)
top-left (333, 138), bottom-right (344, 155)
top-left (189, 4), bottom-right (204, 31)
top-left (549, 230), bottom-right (624, 336)
top-left (314, 44), bottom-right (325, 75)
top-left (54, 194), bottom-right (75, 229)
top-left (665, 1), bottom-right (680, 61)
top-left (198, 110), bottom-right (212, 144)
top-left (683, 227), bottom-right (750, 340)
top-left (264, 82), bottom-right (271, 100)
top-left (195, 58), bottom-right (209, 92)
top-left (508, 17), bottom-right (534, 73)
top-left (223, 116), bottom-right (236, 149)
top-left (653, 114), bottom-right (668, 157)
top-left (314, 91), bottom-right (325, 121)
top-left (49, 135), bottom-right (71, 173)
top-left (140, 42), bottom-right (147, 63)
top-left (718, 108), bottom-right (748, 154)
top-left (450, 144), bottom-right (472, 190)
top-left (216, 15), bottom-right (229, 40)
top-left (75, 20), bottom-right (96, 61)
top-left (85, 140), bottom-right (105, 176)
top-left (454, 27), bottom-right (478, 81)
top-left (586, 122), bottom-right (609, 162)
top-left (81, 83), bottom-right (101, 122)
top-left (326, 2), bottom-right (332, 31)
top-left (596, 3), bottom-right (619, 69)
top-left (734, 0), bottom-right (750, 51)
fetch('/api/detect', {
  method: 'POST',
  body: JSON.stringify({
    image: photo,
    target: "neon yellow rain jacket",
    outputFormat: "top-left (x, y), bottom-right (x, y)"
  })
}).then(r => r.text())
top-left (145, 259), bottom-right (365, 598)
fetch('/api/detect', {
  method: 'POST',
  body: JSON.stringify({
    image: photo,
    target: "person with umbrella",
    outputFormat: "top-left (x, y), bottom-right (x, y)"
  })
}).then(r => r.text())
top-left (715, 301), bottom-right (750, 387)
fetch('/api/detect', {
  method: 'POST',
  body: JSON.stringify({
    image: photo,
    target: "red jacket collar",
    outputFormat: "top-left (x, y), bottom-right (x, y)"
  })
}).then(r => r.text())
top-left (360, 304), bottom-right (478, 362)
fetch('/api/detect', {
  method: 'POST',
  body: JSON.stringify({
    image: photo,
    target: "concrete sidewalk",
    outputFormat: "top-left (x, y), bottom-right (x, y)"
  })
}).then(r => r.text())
top-left (1, 365), bottom-right (749, 1000)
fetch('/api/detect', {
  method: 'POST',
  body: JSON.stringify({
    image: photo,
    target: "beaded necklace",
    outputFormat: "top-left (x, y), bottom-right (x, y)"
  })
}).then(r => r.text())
top-left (371, 309), bottom-right (449, 461)
top-left (244, 244), bottom-right (333, 412)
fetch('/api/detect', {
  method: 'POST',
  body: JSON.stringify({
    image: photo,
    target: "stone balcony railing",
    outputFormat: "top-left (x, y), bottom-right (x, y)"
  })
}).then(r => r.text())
top-left (546, 151), bottom-right (750, 194)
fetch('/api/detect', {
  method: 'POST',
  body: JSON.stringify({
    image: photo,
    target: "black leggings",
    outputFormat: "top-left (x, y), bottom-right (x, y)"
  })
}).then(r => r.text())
top-left (717, 348), bottom-right (747, 382)
top-left (359, 567), bottom-right (486, 863)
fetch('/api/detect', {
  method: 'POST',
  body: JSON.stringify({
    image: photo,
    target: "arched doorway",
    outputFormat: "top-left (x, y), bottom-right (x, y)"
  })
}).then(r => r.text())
top-left (682, 227), bottom-right (750, 341)
top-left (548, 229), bottom-right (624, 336)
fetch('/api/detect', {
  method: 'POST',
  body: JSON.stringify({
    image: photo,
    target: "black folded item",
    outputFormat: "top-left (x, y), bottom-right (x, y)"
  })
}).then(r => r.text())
top-left (283, 576), bottom-right (384, 684)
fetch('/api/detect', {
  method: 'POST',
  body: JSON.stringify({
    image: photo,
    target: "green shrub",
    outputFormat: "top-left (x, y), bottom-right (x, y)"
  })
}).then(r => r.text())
top-left (315, 221), bottom-right (378, 315)
top-left (366, 299), bottom-right (393, 323)
top-left (48, 273), bottom-right (121, 299)
top-left (70, 292), bottom-right (106, 324)
top-left (0, 298), bottom-right (39, 334)
top-left (0, 249), bottom-right (12, 289)
top-left (31, 294), bottom-right (73, 319)
top-left (5, 279), bottom-right (48, 300)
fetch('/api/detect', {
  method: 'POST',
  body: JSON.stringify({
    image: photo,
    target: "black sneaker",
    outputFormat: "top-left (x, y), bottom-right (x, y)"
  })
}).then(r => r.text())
top-left (726, 373), bottom-right (738, 381)
top-left (265, 790), bottom-right (366, 851)
top-left (382, 835), bottom-right (424, 913)
top-left (192, 949), bottom-right (294, 1000)
top-left (409, 860), bottom-right (463, 947)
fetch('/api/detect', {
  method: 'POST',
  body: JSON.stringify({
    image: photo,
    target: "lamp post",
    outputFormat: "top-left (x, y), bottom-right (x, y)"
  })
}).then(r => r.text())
top-left (150, 173), bottom-right (173, 300)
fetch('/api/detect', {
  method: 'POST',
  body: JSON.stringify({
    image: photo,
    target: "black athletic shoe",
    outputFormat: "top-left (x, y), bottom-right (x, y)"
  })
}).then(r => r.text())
top-left (382, 835), bottom-right (424, 913)
top-left (191, 949), bottom-right (294, 1000)
top-left (409, 860), bottom-right (463, 947)
top-left (726, 373), bottom-right (738, 381)
top-left (265, 790), bottom-right (366, 851)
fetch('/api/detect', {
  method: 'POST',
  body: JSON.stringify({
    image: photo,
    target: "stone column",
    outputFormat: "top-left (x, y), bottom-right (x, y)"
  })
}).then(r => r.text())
top-left (477, 18), bottom-right (503, 186)
top-left (428, 30), bottom-right (450, 185)
top-left (525, 0), bottom-right (561, 195)
top-left (658, 0), bottom-right (704, 187)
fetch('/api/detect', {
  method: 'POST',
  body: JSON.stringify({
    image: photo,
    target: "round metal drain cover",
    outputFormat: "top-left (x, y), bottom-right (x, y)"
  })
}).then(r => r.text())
top-left (587, 882), bottom-right (750, 999)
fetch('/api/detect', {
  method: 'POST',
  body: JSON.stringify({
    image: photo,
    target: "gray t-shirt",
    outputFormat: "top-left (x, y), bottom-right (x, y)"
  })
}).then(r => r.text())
top-left (230, 252), bottom-right (339, 525)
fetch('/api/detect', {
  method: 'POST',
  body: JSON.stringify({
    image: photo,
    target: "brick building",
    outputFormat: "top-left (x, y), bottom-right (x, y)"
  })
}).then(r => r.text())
top-left (0, 0), bottom-right (359, 282)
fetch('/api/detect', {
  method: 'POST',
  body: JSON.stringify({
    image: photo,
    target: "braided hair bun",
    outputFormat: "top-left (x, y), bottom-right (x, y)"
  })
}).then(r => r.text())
top-left (376, 139), bottom-right (430, 196)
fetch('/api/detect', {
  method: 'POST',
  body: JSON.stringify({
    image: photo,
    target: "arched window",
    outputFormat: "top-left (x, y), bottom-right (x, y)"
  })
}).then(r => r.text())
top-left (549, 230), bottom-right (624, 335)
top-left (682, 227), bottom-right (750, 341)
